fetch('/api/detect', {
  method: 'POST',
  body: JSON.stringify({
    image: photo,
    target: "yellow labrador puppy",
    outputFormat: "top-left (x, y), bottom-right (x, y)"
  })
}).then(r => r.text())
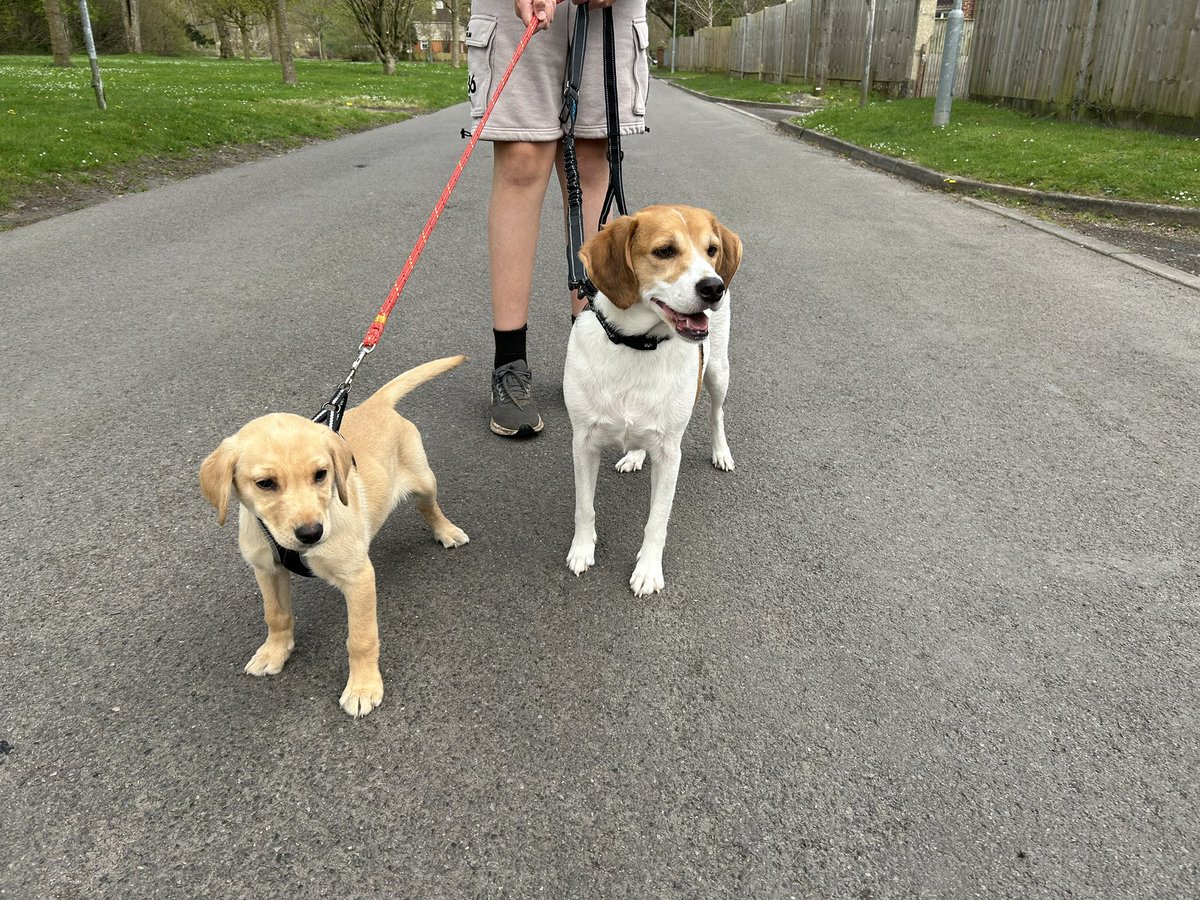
top-left (200, 356), bottom-right (469, 717)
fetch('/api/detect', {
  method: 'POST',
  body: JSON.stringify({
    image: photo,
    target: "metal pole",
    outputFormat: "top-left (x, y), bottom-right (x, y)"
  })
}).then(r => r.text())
top-left (670, 0), bottom-right (677, 73)
top-left (78, 0), bottom-right (106, 110)
top-left (859, 0), bottom-right (876, 109)
top-left (933, 0), bottom-right (964, 127)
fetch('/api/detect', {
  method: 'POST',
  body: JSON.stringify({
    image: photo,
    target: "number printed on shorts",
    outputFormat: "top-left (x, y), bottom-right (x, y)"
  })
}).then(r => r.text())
top-left (468, 74), bottom-right (477, 95)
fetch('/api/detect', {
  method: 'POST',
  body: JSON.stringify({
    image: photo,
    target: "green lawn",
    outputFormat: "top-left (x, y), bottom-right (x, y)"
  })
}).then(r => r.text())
top-left (802, 97), bottom-right (1200, 207)
top-left (0, 55), bottom-right (467, 206)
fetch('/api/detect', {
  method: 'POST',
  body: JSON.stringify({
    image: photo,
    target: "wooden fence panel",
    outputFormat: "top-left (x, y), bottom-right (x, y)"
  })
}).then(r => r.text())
top-left (969, 0), bottom-right (1200, 126)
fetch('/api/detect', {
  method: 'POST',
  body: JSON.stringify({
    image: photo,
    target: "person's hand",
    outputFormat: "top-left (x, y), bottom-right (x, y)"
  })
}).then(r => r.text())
top-left (516, 0), bottom-right (555, 30)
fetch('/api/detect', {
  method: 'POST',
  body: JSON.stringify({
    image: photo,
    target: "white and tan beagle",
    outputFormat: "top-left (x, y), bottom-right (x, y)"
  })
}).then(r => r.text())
top-left (564, 205), bottom-right (743, 596)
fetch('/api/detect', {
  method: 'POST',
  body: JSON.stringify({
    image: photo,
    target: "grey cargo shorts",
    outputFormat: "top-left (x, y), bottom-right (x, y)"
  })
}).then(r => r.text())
top-left (466, 0), bottom-right (650, 141)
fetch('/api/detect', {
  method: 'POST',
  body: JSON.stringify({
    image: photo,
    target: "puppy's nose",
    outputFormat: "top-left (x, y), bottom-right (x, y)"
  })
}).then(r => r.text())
top-left (695, 276), bottom-right (726, 305)
top-left (294, 523), bottom-right (323, 545)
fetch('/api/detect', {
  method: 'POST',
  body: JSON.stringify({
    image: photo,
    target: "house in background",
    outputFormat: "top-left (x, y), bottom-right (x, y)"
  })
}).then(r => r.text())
top-left (413, 0), bottom-right (464, 61)
top-left (935, 0), bottom-right (976, 17)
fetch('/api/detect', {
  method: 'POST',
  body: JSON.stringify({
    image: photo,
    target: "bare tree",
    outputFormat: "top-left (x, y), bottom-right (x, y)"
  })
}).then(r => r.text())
top-left (343, 0), bottom-right (418, 75)
top-left (291, 0), bottom-right (341, 59)
top-left (42, 0), bottom-right (73, 65)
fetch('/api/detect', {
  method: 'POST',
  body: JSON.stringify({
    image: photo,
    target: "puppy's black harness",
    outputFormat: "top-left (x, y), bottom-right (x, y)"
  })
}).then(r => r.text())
top-left (257, 518), bottom-right (316, 578)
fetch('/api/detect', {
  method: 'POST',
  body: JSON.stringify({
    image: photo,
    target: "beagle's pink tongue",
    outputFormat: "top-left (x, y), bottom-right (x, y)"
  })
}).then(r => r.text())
top-left (664, 306), bottom-right (708, 335)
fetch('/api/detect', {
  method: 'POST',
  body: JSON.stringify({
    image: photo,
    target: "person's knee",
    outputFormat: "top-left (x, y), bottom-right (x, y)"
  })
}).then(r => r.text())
top-left (495, 142), bottom-right (557, 191)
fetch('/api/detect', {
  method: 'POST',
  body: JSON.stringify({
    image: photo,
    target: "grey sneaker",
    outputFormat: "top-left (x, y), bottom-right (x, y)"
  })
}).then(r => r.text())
top-left (490, 360), bottom-right (544, 437)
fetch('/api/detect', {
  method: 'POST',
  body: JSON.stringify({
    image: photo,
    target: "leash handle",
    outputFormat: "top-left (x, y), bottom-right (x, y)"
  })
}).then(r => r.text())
top-left (360, 1), bottom-right (566, 350)
top-left (562, 4), bottom-right (628, 300)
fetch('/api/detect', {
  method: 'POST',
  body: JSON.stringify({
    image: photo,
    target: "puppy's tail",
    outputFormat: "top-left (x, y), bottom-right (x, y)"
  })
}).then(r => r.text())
top-left (363, 355), bottom-right (468, 410)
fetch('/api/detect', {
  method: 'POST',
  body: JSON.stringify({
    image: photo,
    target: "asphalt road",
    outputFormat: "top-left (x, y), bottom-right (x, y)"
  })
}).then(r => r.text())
top-left (2, 82), bottom-right (1198, 899)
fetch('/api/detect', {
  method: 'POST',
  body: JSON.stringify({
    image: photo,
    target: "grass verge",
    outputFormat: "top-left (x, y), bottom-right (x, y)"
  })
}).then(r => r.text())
top-left (802, 96), bottom-right (1200, 207)
top-left (655, 68), bottom-right (859, 106)
top-left (0, 55), bottom-right (466, 208)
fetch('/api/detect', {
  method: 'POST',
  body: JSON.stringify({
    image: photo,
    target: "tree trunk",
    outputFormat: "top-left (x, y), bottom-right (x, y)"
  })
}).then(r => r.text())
top-left (266, 11), bottom-right (279, 62)
top-left (122, 0), bottom-right (142, 53)
top-left (449, 0), bottom-right (460, 68)
top-left (814, 0), bottom-right (834, 94)
top-left (43, 0), bottom-right (73, 65)
top-left (239, 22), bottom-right (251, 60)
top-left (275, 0), bottom-right (297, 85)
top-left (216, 18), bottom-right (234, 58)
top-left (383, 51), bottom-right (396, 75)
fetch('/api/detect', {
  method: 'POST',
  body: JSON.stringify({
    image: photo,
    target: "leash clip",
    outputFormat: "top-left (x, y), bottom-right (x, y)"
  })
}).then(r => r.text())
top-left (312, 344), bottom-right (374, 432)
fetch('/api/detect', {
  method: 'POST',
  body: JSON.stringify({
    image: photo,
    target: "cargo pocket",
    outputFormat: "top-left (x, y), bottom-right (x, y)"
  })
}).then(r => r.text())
top-left (465, 14), bottom-right (498, 118)
top-left (631, 17), bottom-right (650, 117)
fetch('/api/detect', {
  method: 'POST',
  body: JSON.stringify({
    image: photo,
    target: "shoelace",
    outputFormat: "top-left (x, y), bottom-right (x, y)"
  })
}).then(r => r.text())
top-left (495, 367), bottom-right (533, 407)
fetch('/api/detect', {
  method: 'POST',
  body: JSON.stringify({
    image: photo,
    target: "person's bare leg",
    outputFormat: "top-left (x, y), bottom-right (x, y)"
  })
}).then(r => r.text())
top-left (557, 137), bottom-right (610, 317)
top-left (491, 140), bottom-right (558, 330)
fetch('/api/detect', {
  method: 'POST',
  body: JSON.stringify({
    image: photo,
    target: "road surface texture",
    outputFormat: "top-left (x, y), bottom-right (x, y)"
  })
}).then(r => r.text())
top-left (2, 82), bottom-right (1198, 898)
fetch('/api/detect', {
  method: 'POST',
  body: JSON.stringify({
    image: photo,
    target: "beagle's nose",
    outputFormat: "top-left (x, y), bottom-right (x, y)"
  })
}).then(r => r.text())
top-left (695, 276), bottom-right (725, 305)
top-left (294, 523), bottom-right (323, 545)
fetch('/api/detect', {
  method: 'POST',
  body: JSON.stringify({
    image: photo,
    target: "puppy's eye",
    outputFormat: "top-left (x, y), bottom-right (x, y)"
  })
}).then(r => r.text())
top-left (314, 469), bottom-right (328, 483)
top-left (707, 245), bottom-right (718, 258)
top-left (653, 245), bottom-right (677, 260)
top-left (255, 478), bottom-right (276, 491)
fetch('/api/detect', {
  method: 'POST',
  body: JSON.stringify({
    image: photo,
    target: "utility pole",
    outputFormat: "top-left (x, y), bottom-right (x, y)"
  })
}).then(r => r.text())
top-left (670, 0), bottom-right (677, 73)
top-left (859, 0), bottom-right (876, 109)
top-left (933, 0), bottom-right (964, 126)
top-left (77, 0), bottom-right (106, 110)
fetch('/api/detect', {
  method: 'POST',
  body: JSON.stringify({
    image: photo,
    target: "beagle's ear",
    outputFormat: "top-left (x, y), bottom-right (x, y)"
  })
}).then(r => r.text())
top-left (325, 431), bottom-right (354, 506)
top-left (578, 215), bottom-right (640, 309)
top-left (199, 437), bottom-right (238, 526)
top-left (715, 222), bottom-right (743, 288)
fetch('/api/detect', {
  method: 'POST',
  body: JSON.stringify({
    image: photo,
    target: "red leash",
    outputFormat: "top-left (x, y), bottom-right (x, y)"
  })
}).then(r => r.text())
top-left (362, 7), bottom-right (562, 349)
top-left (313, 4), bottom-right (562, 431)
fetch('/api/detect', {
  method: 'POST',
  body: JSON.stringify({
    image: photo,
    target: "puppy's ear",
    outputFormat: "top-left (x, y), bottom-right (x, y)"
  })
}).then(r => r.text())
top-left (199, 438), bottom-right (238, 526)
top-left (326, 432), bottom-right (354, 507)
top-left (578, 215), bottom-right (640, 309)
top-left (715, 222), bottom-right (743, 288)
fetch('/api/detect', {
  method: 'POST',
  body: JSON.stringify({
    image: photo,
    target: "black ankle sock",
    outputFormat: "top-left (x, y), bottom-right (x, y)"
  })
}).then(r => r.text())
top-left (493, 325), bottom-right (528, 370)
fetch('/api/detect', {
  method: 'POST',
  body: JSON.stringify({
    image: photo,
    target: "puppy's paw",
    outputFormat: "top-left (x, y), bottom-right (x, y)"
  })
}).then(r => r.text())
top-left (339, 673), bottom-right (384, 718)
top-left (712, 445), bottom-right (735, 472)
top-left (436, 525), bottom-right (470, 548)
top-left (615, 449), bottom-right (647, 473)
top-left (244, 639), bottom-right (294, 676)
top-left (629, 559), bottom-right (665, 597)
top-left (567, 536), bottom-right (596, 575)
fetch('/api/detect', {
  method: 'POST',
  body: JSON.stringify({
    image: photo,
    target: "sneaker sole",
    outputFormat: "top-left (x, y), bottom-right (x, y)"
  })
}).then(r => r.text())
top-left (490, 417), bottom-right (544, 438)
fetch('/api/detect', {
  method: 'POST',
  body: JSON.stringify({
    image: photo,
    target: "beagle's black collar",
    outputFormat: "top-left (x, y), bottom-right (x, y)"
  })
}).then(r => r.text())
top-left (586, 300), bottom-right (669, 352)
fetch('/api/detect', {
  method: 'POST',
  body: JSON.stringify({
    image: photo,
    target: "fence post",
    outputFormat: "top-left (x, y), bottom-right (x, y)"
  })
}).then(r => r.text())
top-left (933, 0), bottom-right (964, 125)
top-left (1071, 0), bottom-right (1101, 120)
